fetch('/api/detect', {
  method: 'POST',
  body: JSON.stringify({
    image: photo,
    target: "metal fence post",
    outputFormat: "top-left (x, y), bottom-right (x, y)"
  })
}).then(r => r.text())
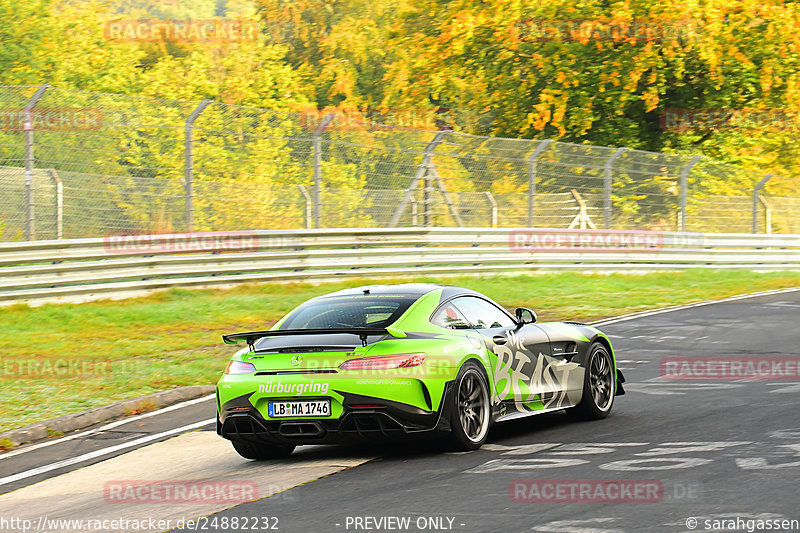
top-left (184, 99), bottom-right (213, 232)
top-left (758, 194), bottom-right (772, 234)
top-left (752, 174), bottom-right (773, 233)
top-left (298, 184), bottom-right (312, 229)
top-left (47, 169), bottom-right (63, 239)
top-left (568, 189), bottom-right (597, 229)
top-left (527, 139), bottom-right (552, 228)
top-left (23, 84), bottom-right (49, 241)
top-left (485, 192), bottom-right (498, 228)
top-left (679, 156), bottom-right (701, 232)
top-left (603, 147), bottom-right (627, 230)
top-left (389, 131), bottom-right (449, 227)
top-left (313, 114), bottom-right (336, 228)
top-left (423, 166), bottom-right (431, 227)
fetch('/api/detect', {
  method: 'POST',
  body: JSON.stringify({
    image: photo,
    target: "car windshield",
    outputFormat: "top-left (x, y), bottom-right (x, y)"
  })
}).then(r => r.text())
top-left (278, 295), bottom-right (419, 330)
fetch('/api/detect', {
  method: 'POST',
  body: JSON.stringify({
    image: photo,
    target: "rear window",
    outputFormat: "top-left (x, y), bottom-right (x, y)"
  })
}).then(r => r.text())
top-left (278, 295), bottom-right (418, 330)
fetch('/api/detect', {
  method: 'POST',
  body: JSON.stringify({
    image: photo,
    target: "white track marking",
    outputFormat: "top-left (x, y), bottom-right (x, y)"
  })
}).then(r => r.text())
top-left (769, 383), bottom-right (800, 394)
top-left (591, 287), bottom-right (800, 327)
top-left (0, 418), bottom-right (214, 486)
top-left (0, 394), bottom-right (215, 460)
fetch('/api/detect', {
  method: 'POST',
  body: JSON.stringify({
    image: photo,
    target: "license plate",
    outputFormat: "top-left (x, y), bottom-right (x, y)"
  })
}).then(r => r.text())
top-left (268, 400), bottom-right (331, 418)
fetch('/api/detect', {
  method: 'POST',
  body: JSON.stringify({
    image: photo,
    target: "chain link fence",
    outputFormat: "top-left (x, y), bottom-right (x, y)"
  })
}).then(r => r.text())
top-left (1, 84), bottom-right (798, 241)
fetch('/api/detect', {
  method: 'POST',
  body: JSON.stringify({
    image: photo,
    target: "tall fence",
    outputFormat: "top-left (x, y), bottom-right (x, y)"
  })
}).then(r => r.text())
top-left (1, 84), bottom-right (798, 241)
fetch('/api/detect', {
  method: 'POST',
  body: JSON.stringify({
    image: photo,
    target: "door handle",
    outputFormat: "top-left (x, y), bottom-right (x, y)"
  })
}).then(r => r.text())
top-left (492, 336), bottom-right (507, 345)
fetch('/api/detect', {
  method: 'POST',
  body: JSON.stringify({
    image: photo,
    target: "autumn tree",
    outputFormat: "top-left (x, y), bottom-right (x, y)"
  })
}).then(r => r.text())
top-left (383, 0), bottom-right (800, 175)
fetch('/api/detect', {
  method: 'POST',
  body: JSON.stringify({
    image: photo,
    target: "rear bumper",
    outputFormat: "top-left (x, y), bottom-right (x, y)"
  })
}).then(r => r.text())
top-left (218, 384), bottom-right (454, 445)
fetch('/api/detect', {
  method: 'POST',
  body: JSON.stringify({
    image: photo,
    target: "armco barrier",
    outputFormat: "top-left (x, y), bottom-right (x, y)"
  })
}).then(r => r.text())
top-left (1, 228), bottom-right (799, 305)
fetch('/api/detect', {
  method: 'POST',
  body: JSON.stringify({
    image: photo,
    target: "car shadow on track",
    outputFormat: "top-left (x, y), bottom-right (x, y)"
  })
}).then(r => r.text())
top-left (218, 409), bottom-right (596, 467)
top-left (486, 410), bottom-right (585, 443)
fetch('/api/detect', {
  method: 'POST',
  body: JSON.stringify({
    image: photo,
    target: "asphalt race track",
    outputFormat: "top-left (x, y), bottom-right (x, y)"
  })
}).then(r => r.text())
top-left (1, 288), bottom-right (799, 533)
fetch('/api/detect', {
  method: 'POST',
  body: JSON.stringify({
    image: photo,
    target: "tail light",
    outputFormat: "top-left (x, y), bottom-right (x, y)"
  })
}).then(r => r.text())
top-left (225, 361), bottom-right (256, 374)
top-left (339, 353), bottom-right (426, 371)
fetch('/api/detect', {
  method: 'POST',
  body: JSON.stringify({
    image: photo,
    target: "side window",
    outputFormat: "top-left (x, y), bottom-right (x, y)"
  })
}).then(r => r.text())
top-left (451, 296), bottom-right (516, 329)
top-left (431, 303), bottom-right (471, 330)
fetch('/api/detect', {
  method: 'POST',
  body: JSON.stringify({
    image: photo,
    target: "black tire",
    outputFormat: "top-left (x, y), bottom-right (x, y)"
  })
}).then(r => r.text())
top-left (569, 342), bottom-right (616, 420)
top-left (448, 361), bottom-right (491, 451)
top-left (231, 440), bottom-right (295, 460)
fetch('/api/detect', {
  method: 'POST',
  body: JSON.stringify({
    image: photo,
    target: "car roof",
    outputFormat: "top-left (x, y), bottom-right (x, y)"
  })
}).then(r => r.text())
top-left (319, 283), bottom-right (481, 300)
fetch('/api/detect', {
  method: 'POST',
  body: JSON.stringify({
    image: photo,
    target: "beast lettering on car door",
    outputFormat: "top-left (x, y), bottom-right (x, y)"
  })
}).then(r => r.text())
top-left (492, 329), bottom-right (582, 412)
top-left (448, 296), bottom-right (580, 412)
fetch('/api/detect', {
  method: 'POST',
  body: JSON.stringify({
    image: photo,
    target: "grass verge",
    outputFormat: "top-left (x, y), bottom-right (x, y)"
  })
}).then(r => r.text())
top-left (1, 269), bottom-right (798, 432)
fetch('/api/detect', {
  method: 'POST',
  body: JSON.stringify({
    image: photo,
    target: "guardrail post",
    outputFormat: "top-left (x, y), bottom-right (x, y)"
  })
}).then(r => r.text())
top-left (752, 174), bottom-right (773, 233)
top-left (603, 147), bottom-right (627, 229)
top-left (23, 84), bottom-right (49, 241)
top-left (679, 156), bottom-right (701, 232)
top-left (485, 191), bottom-right (498, 228)
top-left (527, 139), bottom-right (552, 227)
top-left (298, 184), bottom-right (312, 229)
top-left (313, 114), bottom-right (336, 228)
top-left (184, 99), bottom-right (213, 232)
top-left (47, 169), bottom-right (63, 239)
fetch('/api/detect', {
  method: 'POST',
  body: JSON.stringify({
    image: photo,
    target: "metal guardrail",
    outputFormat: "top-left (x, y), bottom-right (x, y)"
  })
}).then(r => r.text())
top-left (1, 228), bottom-right (799, 305)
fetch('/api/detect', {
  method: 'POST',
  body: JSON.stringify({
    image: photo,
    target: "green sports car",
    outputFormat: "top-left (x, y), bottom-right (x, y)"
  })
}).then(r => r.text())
top-left (216, 283), bottom-right (625, 459)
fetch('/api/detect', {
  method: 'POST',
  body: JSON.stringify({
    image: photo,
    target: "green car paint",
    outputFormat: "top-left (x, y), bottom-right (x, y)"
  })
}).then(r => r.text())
top-left (216, 283), bottom-right (623, 450)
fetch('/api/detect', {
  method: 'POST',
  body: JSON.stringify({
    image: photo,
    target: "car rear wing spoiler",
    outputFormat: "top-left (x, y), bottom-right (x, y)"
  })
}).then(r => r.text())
top-left (223, 327), bottom-right (404, 349)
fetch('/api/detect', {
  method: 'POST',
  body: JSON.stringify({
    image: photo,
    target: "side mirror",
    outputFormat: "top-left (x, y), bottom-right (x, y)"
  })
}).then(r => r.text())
top-left (515, 307), bottom-right (537, 325)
